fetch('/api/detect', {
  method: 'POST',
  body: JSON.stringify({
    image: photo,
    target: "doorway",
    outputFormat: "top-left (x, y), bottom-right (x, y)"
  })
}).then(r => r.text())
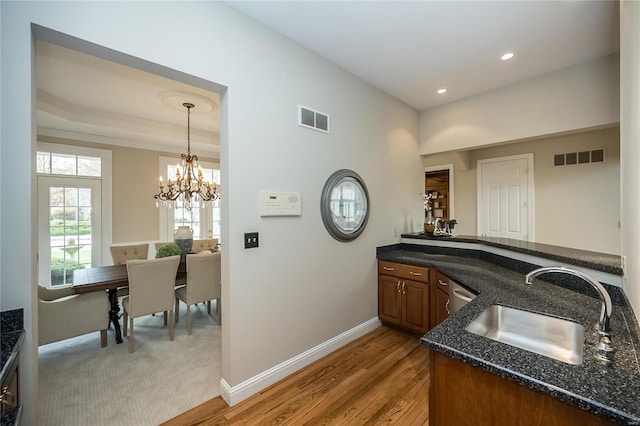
top-left (34, 27), bottom-right (228, 424)
top-left (477, 154), bottom-right (534, 240)
top-left (425, 164), bottom-right (454, 220)
top-left (37, 176), bottom-right (102, 286)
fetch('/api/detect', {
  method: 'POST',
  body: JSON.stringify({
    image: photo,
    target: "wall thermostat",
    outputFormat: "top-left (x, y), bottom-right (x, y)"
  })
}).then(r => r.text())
top-left (260, 191), bottom-right (302, 216)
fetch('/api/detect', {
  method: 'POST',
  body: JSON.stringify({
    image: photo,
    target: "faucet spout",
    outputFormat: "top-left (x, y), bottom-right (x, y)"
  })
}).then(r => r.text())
top-left (525, 266), bottom-right (614, 362)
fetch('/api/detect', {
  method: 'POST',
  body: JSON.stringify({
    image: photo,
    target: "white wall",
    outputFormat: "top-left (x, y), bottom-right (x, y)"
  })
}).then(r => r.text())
top-left (620, 0), bottom-right (640, 317)
top-left (1, 2), bottom-right (423, 422)
top-left (419, 54), bottom-right (620, 155)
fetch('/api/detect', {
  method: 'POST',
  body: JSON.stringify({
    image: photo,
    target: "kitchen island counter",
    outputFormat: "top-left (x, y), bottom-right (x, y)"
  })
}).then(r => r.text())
top-left (378, 243), bottom-right (640, 424)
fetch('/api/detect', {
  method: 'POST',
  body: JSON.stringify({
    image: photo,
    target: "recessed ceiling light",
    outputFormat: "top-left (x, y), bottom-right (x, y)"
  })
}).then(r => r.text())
top-left (501, 52), bottom-right (515, 61)
top-left (437, 88), bottom-right (447, 94)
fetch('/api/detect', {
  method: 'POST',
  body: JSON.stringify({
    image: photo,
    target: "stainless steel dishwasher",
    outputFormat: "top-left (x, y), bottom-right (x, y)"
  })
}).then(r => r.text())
top-left (449, 280), bottom-right (477, 314)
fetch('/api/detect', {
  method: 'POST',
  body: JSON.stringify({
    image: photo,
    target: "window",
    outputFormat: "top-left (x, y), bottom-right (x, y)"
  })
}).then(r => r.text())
top-left (37, 151), bottom-right (101, 177)
top-left (36, 142), bottom-right (113, 285)
top-left (159, 157), bottom-right (221, 242)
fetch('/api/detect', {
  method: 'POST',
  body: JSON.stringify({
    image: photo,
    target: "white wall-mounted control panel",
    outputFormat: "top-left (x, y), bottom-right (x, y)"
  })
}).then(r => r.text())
top-left (260, 191), bottom-right (302, 216)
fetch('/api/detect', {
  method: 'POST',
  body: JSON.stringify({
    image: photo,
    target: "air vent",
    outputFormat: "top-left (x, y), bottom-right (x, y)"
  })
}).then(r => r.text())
top-left (298, 105), bottom-right (330, 133)
top-left (554, 149), bottom-right (605, 167)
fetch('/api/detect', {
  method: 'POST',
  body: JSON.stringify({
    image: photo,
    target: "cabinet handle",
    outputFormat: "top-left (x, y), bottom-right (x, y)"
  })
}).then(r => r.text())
top-left (402, 282), bottom-right (406, 294)
top-left (438, 279), bottom-right (448, 286)
top-left (409, 271), bottom-right (422, 276)
top-left (0, 387), bottom-right (16, 410)
top-left (445, 299), bottom-right (450, 315)
top-left (383, 266), bottom-right (394, 271)
top-left (396, 281), bottom-right (401, 292)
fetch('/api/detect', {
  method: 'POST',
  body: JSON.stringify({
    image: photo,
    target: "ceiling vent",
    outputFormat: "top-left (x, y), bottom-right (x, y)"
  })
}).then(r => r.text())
top-left (554, 149), bottom-right (605, 167)
top-left (298, 105), bottom-right (329, 134)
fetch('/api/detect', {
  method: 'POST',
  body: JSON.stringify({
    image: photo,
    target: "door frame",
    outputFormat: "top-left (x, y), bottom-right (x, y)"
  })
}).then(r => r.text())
top-left (424, 164), bottom-right (455, 220)
top-left (37, 142), bottom-right (113, 266)
top-left (37, 176), bottom-right (103, 286)
top-left (476, 153), bottom-right (534, 241)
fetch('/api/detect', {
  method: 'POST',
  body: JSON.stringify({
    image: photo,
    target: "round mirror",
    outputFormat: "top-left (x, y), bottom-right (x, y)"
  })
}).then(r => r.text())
top-left (320, 169), bottom-right (370, 242)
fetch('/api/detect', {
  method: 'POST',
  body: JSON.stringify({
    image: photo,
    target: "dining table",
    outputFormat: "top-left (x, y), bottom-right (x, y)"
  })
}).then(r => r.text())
top-left (73, 263), bottom-right (187, 344)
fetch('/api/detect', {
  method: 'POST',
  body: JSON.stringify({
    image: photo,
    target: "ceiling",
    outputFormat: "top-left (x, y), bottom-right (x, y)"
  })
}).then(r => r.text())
top-left (36, 1), bottom-right (619, 155)
top-left (36, 41), bottom-right (221, 157)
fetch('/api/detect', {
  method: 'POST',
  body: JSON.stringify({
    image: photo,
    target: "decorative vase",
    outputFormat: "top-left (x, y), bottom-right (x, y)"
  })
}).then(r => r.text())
top-left (424, 210), bottom-right (435, 234)
top-left (173, 226), bottom-right (194, 263)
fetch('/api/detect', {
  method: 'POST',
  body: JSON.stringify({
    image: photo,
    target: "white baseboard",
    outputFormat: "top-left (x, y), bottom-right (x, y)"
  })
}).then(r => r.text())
top-left (220, 317), bottom-right (381, 406)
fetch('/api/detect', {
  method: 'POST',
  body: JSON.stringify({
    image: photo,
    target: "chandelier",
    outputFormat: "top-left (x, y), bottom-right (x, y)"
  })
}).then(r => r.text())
top-left (154, 102), bottom-right (219, 210)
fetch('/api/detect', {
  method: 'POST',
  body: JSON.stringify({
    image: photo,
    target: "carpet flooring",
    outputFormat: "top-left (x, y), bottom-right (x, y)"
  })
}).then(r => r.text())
top-left (38, 301), bottom-right (221, 426)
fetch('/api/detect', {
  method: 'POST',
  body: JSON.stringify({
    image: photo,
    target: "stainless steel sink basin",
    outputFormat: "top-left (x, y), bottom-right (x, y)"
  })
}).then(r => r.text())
top-left (465, 305), bottom-right (584, 365)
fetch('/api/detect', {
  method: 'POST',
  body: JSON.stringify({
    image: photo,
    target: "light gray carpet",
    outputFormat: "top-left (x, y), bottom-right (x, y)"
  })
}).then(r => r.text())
top-left (38, 301), bottom-right (221, 426)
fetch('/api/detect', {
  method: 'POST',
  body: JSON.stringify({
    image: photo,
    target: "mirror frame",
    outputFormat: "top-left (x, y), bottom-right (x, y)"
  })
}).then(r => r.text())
top-left (320, 169), bottom-right (370, 242)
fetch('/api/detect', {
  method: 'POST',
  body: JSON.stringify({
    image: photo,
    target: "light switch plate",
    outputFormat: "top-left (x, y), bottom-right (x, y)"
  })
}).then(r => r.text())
top-left (244, 232), bottom-right (259, 249)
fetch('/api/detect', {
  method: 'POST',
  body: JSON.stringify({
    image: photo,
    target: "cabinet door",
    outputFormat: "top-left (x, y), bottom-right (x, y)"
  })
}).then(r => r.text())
top-left (378, 274), bottom-right (402, 325)
top-left (402, 280), bottom-right (429, 334)
top-left (435, 288), bottom-right (449, 326)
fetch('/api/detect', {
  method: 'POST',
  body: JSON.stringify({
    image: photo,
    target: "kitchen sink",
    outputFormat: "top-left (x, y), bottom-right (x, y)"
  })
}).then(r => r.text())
top-left (465, 305), bottom-right (584, 365)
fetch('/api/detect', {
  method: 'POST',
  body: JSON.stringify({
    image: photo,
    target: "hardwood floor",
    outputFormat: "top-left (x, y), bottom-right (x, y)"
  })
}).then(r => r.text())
top-left (162, 326), bottom-right (430, 425)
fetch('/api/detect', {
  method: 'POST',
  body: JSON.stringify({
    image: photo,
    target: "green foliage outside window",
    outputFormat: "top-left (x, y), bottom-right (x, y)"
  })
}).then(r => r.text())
top-left (50, 258), bottom-right (85, 286)
top-left (49, 219), bottom-right (92, 236)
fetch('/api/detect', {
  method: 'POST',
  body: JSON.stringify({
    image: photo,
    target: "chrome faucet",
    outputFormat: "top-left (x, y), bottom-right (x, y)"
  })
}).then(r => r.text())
top-left (525, 266), bottom-right (614, 362)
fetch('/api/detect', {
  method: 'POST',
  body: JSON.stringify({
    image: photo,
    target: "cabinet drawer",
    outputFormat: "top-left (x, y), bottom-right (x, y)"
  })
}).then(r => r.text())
top-left (435, 272), bottom-right (450, 294)
top-left (378, 261), bottom-right (429, 283)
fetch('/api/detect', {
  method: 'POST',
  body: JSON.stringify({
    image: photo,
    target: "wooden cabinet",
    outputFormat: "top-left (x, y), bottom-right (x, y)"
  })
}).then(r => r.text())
top-left (431, 271), bottom-right (450, 328)
top-left (378, 261), bottom-right (429, 334)
top-left (430, 351), bottom-right (617, 426)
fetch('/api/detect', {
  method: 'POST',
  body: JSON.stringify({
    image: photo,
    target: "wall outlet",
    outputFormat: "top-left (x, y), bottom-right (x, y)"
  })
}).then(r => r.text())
top-left (244, 232), bottom-right (259, 249)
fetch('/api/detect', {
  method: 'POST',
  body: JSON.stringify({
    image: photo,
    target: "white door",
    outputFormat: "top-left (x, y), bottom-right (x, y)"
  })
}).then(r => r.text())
top-left (38, 176), bottom-right (102, 286)
top-left (477, 154), bottom-right (533, 240)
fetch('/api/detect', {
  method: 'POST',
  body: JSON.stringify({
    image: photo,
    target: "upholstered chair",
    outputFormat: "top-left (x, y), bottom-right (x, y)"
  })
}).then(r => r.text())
top-left (175, 251), bottom-right (221, 334)
top-left (109, 243), bottom-right (149, 265)
top-left (191, 238), bottom-right (219, 253)
top-left (110, 243), bottom-right (149, 297)
top-left (38, 285), bottom-right (110, 347)
top-left (122, 255), bottom-right (180, 353)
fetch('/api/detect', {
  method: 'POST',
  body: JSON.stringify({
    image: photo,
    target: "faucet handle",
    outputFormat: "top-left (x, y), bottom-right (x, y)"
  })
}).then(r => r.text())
top-left (596, 334), bottom-right (615, 362)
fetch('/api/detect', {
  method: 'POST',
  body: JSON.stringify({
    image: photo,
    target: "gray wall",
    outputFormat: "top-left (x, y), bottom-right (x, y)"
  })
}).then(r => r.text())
top-left (1, 2), bottom-right (423, 421)
top-left (425, 126), bottom-right (621, 254)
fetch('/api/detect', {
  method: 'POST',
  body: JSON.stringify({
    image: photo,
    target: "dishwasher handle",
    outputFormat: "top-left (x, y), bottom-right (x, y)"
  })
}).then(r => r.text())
top-left (452, 287), bottom-right (474, 303)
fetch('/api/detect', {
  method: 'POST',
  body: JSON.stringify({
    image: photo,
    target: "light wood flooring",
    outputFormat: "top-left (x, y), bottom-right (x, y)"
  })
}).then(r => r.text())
top-left (162, 326), bottom-right (430, 425)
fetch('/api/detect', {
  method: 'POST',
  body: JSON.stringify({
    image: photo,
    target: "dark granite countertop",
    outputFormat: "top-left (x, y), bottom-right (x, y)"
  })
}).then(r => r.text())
top-left (1, 309), bottom-right (24, 426)
top-left (378, 247), bottom-right (640, 425)
top-left (401, 233), bottom-right (623, 276)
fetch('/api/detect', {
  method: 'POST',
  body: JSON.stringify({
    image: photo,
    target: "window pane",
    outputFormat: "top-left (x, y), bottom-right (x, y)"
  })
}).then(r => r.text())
top-left (51, 153), bottom-right (77, 175)
top-left (64, 188), bottom-right (78, 206)
top-left (37, 152), bottom-right (51, 174)
top-left (49, 187), bottom-right (64, 206)
top-left (78, 188), bottom-right (92, 207)
top-left (78, 156), bottom-right (101, 177)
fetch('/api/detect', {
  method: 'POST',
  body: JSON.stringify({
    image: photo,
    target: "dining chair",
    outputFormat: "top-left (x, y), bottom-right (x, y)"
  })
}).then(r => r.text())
top-left (191, 238), bottom-right (219, 253)
top-left (38, 285), bottom-right (110, 347)
top-left (110, 243), bottom-right (150, 298)
top-left (175, 251), bottom-right (221, 335)
top-left (110, 243), bottom-right (149, 265)
top-left (122, 255), bottom-right (180, 353)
